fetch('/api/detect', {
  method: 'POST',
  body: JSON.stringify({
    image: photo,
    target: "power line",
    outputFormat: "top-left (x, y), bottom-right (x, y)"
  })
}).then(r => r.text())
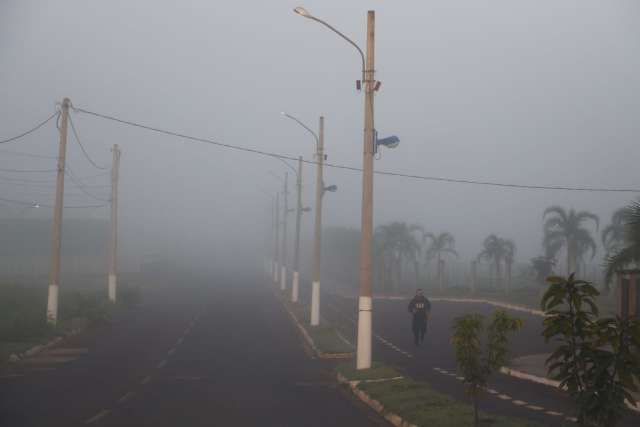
top-left (0, 167), bottom-right (56, 173)
top-left (0, 196), bottom-right (106, 209)
top-left (65, 167), bottom-right (110, 202)
top-left (0, 149), bottom-right (57, 159)
top-left (0, 111), bottom-right (59, 144)
top-left (68, 113), bottom-right (109, 170)
top-left (74, 106), bottom-right (640, 193)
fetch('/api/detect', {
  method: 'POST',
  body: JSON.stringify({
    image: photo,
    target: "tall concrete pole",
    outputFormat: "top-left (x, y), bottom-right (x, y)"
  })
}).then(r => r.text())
top-left (274, 192), bottom-right (280, 283)
top-left (47, 98), bottom-right (70, 325)
top-left (292, 156), bottom-right (303, 303)
top-left (356, 11), bottom-right (375, 370)
top-left (310, 117), bottom-right (325, 326)
top-left (280, 172), bottom-right (289, 291)
top-left (108, 144), bottom-right (121, 302)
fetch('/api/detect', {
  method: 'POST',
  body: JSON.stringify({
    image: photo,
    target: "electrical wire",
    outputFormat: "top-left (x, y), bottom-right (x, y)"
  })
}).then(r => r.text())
top-left (68, 113), bottom-right (109, 170)
top-left (0, 167), bottom-right (56, 173)
top-left (0, 149), bottom-right (57, 159)
top-left (64, 167), bottom-right (110, 202)
top-left (0, 111), bottom-right (59, 144)
top-left (74, 106), bottom-right (640, 194)
top-left (0, 196), bottom-right (106, 209)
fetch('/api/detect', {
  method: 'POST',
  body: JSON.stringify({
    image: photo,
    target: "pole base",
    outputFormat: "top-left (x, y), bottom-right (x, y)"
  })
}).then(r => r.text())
top-left (356, 296), bottom-right (372, 370)
top-left (108, 274), bottom-right (117, 302)
top-left (47, 284), bottom-right (59, 325)
top-left (280, 266), bottom-right (287, 291)
top-left (292, 271), bottom-right (299, 303)
top-left (310, 281), bottom-right (320, 326)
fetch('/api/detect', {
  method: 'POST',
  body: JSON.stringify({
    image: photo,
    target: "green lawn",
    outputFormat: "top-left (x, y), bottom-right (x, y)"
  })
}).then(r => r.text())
top-left (337, 361), bottom-right (402, 381)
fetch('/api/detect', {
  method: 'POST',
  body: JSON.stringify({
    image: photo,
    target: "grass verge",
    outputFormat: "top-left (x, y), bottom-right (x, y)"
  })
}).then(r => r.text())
top-left (279, 292), bottom-right (353, 356)
top-left (338, 362), bottom-right (541, 427)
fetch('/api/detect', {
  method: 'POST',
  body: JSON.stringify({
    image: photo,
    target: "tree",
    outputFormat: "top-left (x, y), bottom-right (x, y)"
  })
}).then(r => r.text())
top-left (423, 232), bottom-right (458, 292)
top-left (605, 201), bottom-right (640, 287)
top-left (602, 207), bottom-right (628, 258)
top-left (452, 310), bottom-right (523, 427)
top-left (543, 206), bottom-right (599, 275)
top-left (542, 274), bottom-right (640, 426)
top-left (478, 234), bottom-right (515, 293)
top-left (374, 222), bottom-right (422, 294)
top-left (530, 255), bottom-right (556, 285)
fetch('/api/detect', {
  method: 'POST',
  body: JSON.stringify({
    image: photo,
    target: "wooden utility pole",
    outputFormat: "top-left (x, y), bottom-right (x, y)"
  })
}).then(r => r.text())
top-left (274, 192), bottom-right (280, 284)
top-left (280, 172), bottom-right (289, 291)
top-left (292, 156), bottom-right (303, 303)
top-left (108, 144), bottom-right (121, 302)
top-left (47, 98), bottom-right (70, 325)
top-left (310, 117), bottom-right (325, 326)
top-left (356, 11), bottom-right (375, 370)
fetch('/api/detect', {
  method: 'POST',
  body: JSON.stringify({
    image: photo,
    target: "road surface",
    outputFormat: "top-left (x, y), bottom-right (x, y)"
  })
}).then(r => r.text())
top-left (0, 273), bottom-right (386, 427)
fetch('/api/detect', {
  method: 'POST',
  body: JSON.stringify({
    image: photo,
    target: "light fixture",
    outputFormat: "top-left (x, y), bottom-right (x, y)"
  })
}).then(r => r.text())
top-left (324, 184), bottom-right (338, 193)
top-left (293, 7), bottom-right (312, 18)
top-left (376, 135), bottom-right (400, 150)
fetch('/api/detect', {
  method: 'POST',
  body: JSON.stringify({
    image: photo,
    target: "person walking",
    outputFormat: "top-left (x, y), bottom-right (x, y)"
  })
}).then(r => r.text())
top-left (408, 289), bottom-right (431, 346)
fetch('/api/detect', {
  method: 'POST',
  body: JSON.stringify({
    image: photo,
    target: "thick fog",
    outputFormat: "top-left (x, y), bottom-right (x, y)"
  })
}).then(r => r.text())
top-left (1, 0), bottom-right (639, 274)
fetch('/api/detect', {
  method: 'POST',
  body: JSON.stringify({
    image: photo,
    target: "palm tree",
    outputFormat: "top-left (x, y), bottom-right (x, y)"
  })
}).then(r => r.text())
top-left (374, 222), bottom-right (422, 294)
top-left (543, 206), bottom-right (599, 275)
top-left (605, 201), bottom-right (640, 287)
top-left (602, 207), bottom-right (628, 257)
top-left (478, 234), bottom-right (515, 292)
top-left (423, 232), bottom-right (458, 292)
top-left (504, 242), bottom-right (516, 294)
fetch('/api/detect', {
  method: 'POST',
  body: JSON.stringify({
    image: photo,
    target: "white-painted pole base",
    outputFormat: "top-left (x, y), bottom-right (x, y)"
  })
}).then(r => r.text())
top-left (46, 284), bottom-right (59, 325)
top-left (356, 296), bottom-right (372, 370)
top-left (108, 274), bottom-right (117, 303)
top-left (291, 271), bottom-right (299, 303)
top-left (310, 281), bottom-right (320, 326)
top-left (280, 266), bottom-right (286, 291)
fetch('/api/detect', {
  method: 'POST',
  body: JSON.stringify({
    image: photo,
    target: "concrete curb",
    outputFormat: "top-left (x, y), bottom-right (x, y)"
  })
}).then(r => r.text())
top-left (9, 327), bottom-right (83, 363)
top-left (337, 373), bottom-right (417, 427)
top-left (499, 366), bottom-right (640, 413)
top-left (280, 298), bottom-right (353, 360)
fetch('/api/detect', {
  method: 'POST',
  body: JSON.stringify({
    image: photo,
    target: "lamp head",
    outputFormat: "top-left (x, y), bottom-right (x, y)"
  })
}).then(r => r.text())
top-left (376, 135), bottom-right (400, 149)
top-left (324, 184), bottom-right (338, 193)
top-left (293, 7), bottom-right (313, 18)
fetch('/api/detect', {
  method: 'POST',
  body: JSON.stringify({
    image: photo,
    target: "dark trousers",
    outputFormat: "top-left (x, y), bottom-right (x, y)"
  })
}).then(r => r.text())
top-left (412, 317), bottom-right (427, 344)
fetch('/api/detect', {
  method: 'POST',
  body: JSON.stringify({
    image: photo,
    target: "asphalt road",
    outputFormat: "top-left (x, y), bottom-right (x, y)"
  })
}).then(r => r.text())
top-left (318, 290), bottom-right (640, 427)
top-left (0, 274), bottom-right (386, 427)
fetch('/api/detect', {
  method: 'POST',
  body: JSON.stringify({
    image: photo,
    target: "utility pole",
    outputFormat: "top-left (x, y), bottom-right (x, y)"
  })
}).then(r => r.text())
top-left (280, 172), bottom-right (289, 291)
top-left (356, 11), bottom-right (375, 370)
top-left (292, 156), bottom-right (303, 303)
top-left (274, 192), bottom-right (280, 284)
top-left (108, 144), bottom-right (121, 302)
top-left (47, 97), bottom-right (70, 325)
top-left (310, 117), bottom-right (325, 326)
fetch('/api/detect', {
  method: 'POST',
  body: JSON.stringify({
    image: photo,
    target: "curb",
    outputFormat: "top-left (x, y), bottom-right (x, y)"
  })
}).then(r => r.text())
top-left (499, 366), bottom-right (640, 413)
top-left (280, 298), bottom-right (353, 360)
top-left (337, 373), bottom-right (417, 427)
top-left (9, 327), bottom-right (83, 363)
top-left (427, 297), bottom-right (545, 317)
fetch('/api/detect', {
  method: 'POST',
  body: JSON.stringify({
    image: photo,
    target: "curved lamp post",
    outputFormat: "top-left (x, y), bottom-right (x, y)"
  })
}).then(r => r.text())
top-left (294, 6), bottom-right (397, 368)
top-left (282, 112), bottom-right (336, 326)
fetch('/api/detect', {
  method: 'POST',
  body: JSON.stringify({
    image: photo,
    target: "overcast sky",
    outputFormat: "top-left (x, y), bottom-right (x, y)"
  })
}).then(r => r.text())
top-left (1, 0), bottom-right (639, 270)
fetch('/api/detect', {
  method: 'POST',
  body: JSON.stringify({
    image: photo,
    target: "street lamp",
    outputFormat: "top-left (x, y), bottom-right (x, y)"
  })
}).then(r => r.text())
top-left (281, 112), bottom-right (335, 326)
top-left (294, 7), bottom-right (382, 369)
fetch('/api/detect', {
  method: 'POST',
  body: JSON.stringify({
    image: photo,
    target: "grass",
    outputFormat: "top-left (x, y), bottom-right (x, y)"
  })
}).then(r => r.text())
top-left (359, 378), bottom-right (543, 427)
top-left (279, 293), bottom-right (354, 355)
top-left (0, 281), bottom-right (142, 363)
top-left (337, 361), bottom-right (402, 381)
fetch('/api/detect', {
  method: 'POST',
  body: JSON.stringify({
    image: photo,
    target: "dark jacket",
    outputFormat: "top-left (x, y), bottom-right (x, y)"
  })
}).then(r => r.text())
top-left (408, 295), bottom-right (431, 321)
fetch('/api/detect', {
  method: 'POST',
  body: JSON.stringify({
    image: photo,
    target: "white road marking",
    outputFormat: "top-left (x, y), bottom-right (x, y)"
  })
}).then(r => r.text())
top-left (157, 360), bottom-right (167, 369)
top-left (526, 405), bottom-right (544, 411)
top-left (545, 411), bottom-right (563, 417)
top-left (168, 347), bottom-right (176, 356)
top-left (118, 391), bottom-right (135, 404)
top-left (85, 410), bottom-right (110, 424)
top-left (486, 389), bottom-right (499, 394)
top-left (512, 400), bottom-right (527, 406)
top-left (456, 376), bottom-right (465, 381)
top-left (177, 337), bottom-right (183, 345)
top-left (497, 394), bottom-right (512, 400)
top-left (140, 376), bottom-right (151, 384)
top-left (566, 416), bottom-right (578, 422)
